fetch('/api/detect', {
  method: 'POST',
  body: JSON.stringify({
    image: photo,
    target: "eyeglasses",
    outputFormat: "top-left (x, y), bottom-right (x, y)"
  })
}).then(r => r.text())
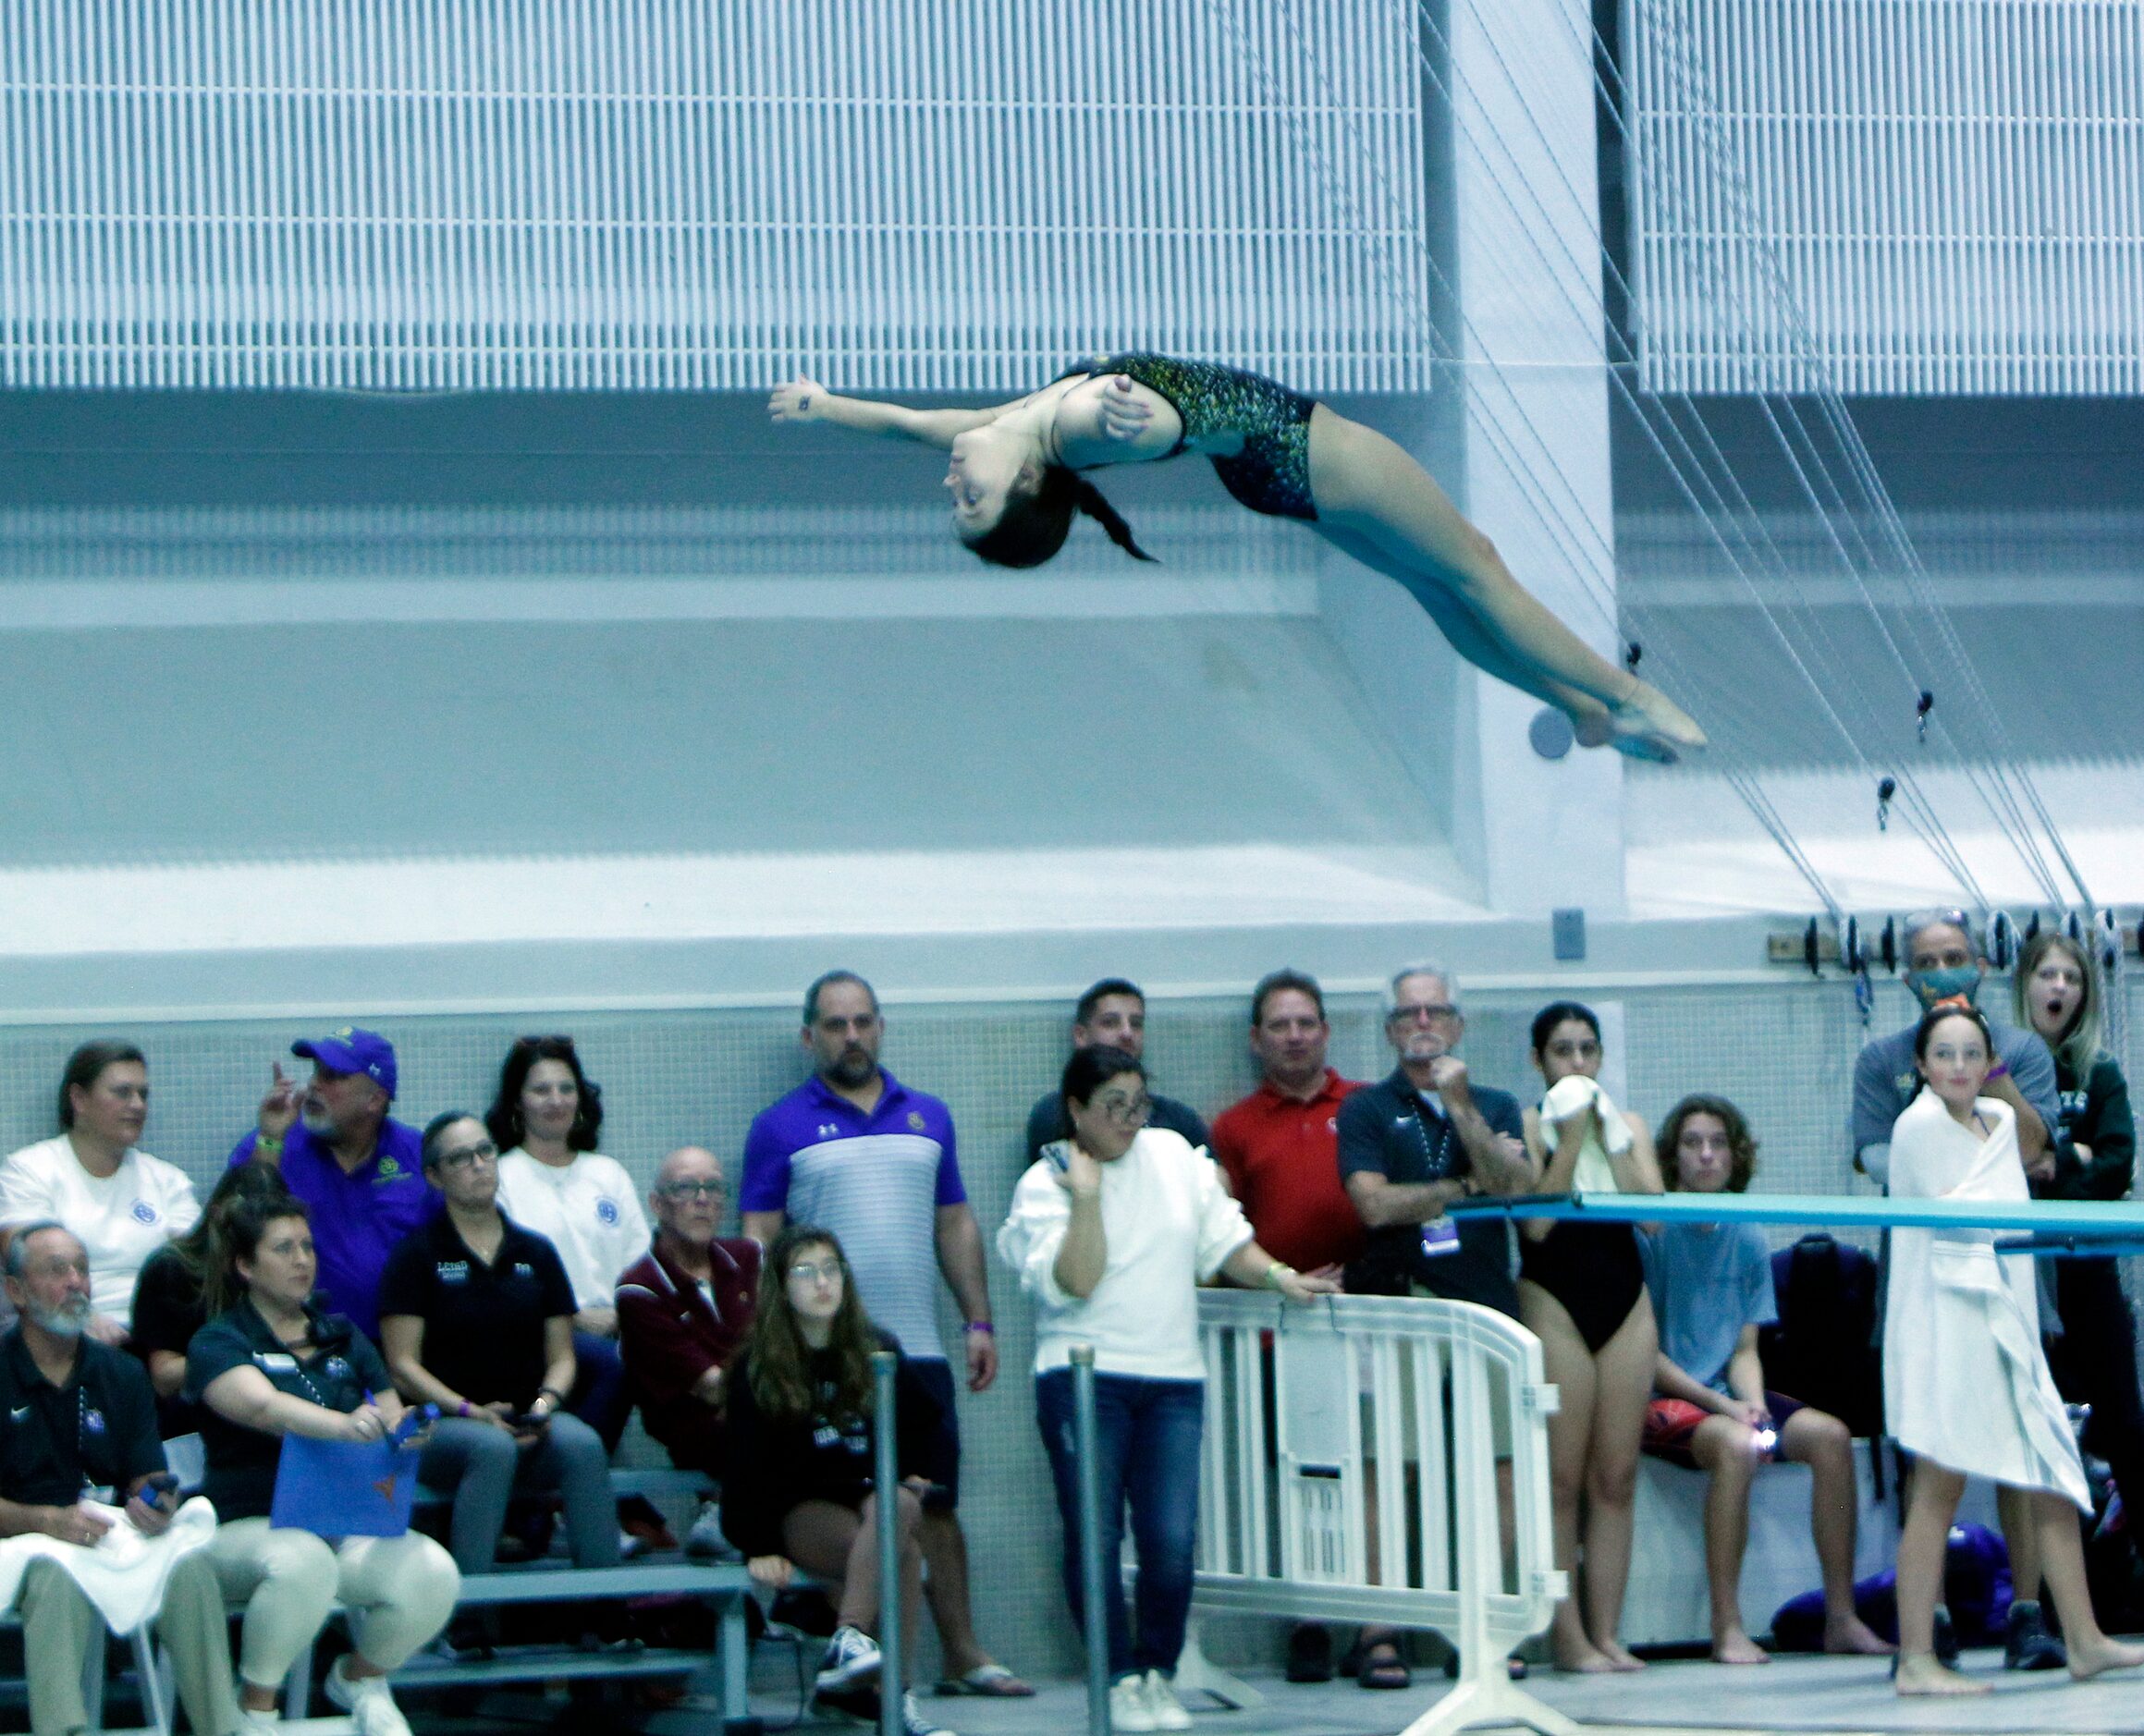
top-left (1388, 1002), bottom-right (1461, 1025)
top-left (1093, 1094), bottom-right (1152, 1123)
top-left (438, 1141), bottom-right (498, 1170)
top-left (658, 1180), bottom-right (726, 1201)
top-left (788, 1261), bottom-right (842, 1285)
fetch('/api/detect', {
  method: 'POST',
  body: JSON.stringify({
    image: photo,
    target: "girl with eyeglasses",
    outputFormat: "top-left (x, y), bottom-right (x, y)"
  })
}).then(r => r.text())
top-left (718, 1225), bottom-right (956, 1736)
top-left (998, 1045), bottom-right (1335, 1733)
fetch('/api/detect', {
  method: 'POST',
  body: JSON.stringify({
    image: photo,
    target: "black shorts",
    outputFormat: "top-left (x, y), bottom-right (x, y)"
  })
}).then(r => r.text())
top-left (908, 1356), bottom-right (962, 1508)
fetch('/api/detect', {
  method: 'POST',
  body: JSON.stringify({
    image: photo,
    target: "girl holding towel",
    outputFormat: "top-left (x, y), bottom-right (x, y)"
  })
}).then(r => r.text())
top-left (1885, 1004), bottom-right (2144, 1696)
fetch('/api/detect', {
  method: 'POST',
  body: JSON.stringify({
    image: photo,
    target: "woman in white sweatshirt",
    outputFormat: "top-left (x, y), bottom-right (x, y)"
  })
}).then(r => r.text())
top-left (998, 1045), bottom-right (1332, 1735)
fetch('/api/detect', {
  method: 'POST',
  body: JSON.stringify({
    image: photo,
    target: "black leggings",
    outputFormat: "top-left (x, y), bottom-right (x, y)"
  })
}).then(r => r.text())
top-left (2046, 1256), bottom-right (2144, 1525)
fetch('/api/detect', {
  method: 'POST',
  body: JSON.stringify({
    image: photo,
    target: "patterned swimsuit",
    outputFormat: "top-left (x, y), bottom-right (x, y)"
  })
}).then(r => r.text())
top-left (1067, 351), bottom-right (1319, 520)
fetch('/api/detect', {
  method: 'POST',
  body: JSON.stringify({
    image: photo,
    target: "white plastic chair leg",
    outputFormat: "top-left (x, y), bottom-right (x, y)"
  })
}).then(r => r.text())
top-left (130, 1628), bottom-right (171, 1736)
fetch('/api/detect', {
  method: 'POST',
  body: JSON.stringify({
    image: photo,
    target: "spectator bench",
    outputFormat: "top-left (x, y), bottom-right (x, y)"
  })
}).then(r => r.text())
top-left (288, 1467), bottom-right (759, 1730)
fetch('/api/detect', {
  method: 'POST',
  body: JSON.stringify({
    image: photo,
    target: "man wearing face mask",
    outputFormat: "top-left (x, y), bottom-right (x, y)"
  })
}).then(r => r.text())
top-left (1847, 910), bottom-right (2067, 1670)
top-left (1850, 911), bottom-right (2059, 1189)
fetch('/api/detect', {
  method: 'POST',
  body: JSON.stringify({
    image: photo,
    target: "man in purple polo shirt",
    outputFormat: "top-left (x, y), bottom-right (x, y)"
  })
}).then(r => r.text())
top-left (227, 1026), bottom-right (436, 1338)
top-left (740, 971), bottom-right (1031, 1699)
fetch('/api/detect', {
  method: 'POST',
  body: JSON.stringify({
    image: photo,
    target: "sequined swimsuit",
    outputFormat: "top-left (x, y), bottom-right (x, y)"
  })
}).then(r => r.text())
top-left (1066, 351), bottom-right (1318, 520)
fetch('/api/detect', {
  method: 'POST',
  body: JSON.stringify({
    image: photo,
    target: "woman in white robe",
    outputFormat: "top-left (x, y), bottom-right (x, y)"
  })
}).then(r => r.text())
top-left (1884, 1005), bottom-right (2144, 1696)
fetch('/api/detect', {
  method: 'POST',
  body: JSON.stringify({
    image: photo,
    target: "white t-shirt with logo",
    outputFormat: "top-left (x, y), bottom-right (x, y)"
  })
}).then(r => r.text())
top-left (0, 1135), bottom-right (202, 1326)
top-left (495, 1148), bottom-right (652, 1313)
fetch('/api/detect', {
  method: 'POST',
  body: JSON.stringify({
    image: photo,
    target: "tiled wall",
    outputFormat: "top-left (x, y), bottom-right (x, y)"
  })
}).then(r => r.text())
top-left (1, 970), bottom-right (2129, 1673)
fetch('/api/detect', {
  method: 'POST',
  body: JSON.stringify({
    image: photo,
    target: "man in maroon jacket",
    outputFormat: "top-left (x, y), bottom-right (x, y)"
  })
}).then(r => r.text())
top-left (617, 1145), bottom-right (762, 1558)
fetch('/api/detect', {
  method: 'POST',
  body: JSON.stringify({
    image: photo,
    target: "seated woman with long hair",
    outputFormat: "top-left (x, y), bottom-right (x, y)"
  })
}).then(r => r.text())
top-left (769, 356), bottom-right (1703, 762)
top-left (187, 1194), bottom-right (459, 1736)
top-left (721, 1224), bottom-right (956, 1736)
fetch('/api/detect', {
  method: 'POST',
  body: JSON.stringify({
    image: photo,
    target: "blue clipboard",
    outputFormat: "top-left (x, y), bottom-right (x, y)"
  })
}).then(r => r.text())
top-left (269, 1406), bottom-right (435, 1537)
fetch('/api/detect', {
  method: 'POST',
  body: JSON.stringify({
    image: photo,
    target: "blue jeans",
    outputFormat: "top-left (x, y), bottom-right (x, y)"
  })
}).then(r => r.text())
top-left (1035, 1367), bottom-right (1204, 1682)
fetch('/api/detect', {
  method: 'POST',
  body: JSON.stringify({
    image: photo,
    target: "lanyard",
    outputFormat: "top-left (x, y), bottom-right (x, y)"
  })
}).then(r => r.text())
top-left (1405, 1093), bottom-right (1457, 1178)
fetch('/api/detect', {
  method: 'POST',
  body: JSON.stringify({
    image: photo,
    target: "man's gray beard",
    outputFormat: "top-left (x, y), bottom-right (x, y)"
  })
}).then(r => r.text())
top-left (300, 1104), bottom-right (334, 1136)
top-left (28, 1298), bottom-right (90, 1338)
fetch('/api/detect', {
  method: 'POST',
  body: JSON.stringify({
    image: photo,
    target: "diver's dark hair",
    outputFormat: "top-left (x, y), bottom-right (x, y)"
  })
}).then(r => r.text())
top-left (963, 467), bottom-right (1157, 568)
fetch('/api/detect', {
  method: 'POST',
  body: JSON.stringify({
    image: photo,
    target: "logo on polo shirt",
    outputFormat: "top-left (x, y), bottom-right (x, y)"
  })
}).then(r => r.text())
top-left (82, 1408), bottom-right (105, 1436)
top-left (325, 1357), bottom-right (351, 1382)
top-left (514, 1263), bottom-right (533, 1278)
top-left (379, 1158), bottom-right (403, 1179)
top-left (816, 1123), bottom-right (840, 1139)
top-left (131, 1200), bottom-right (159, 1226)
top-left (7, 1406), bottom-right (28, 1424)
top-left (908, 1111), bottom-right (926, 1131)
top-left (1327, 1118), bottom-right (1338, 1133)
top-left (438, 1260), bottom-right (470, 1284)
top-left (595, 1199), bottom-right (619, 1226)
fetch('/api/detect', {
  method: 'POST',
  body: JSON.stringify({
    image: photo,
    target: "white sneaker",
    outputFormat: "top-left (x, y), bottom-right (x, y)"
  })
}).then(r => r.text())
top-left (816, 1623), bottom-right (884, 1691)
top-left (1142, 1669), bottom-right (1193, 1732)
top-left (900, 1690), bottom-right (956, 1736)
top-left (325, 1656), bottom-right (413, 1736)
top-left (1109, 1673), bottom-right (1158, 1732)
top-left (685, 1499), bottom-right (738, 1559)
top-left (237, 1711), bottom-right (280, 1736)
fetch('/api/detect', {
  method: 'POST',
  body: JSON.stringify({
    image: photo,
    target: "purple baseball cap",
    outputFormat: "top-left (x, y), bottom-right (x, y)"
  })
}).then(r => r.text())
top-left (291, 1026), bottom-right (398, 1099)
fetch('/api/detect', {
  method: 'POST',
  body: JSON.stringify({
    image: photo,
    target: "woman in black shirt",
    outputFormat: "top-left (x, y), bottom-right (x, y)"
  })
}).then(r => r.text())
top-left (722, 1225), bottom-right (946, 1731)
top-left (187, 1194), bottom-right (459, 1736)
top-left (2015, 932), bottom-right (2144, 1544)
top-left (377, 1112), bottom-right (619, 1583)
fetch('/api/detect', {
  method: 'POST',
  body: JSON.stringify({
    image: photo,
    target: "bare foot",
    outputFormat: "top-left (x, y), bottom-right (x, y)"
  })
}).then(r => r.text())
top-left (1823, 1615), bottom-right (1895, 1657)
top-left (1599, 1641), bottom-right (1648, 1672)
top-left (1551, 1642), bottom-right (1618, 1674)
top-left (1710, 1631), bottom-right (1770, 1666)
top-left (2068, 1634), bottom-right (2144, 1681)
top-left (1604, 683), bottom-right (1707, 764)
top-left (1894, 1653), bottom-right (1988, 1697)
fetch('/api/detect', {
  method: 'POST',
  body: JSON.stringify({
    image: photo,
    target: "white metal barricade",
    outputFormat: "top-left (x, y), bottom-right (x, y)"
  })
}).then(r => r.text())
top-left (1185, 1290), bottom-right (1574, 1736)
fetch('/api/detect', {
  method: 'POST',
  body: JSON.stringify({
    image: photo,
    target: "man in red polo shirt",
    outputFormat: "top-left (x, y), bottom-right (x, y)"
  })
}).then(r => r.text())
top-left (1210, 970), bottom-right (1386, 1688)
top-left (1211, 969), bottom-right (1363, 1276)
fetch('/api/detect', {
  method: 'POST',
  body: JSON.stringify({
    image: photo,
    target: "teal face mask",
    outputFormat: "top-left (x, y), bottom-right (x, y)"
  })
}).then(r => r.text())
top-left (1911, 965), bottom-right (1980, 1009)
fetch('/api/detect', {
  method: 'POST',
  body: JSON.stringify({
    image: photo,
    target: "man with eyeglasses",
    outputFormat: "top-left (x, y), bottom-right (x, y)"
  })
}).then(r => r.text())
top-left (228, 1027), bottom-right (436, 1339)
top-left (1334, 966), bottom-right (1536, 1690)
top-left (617, 1147), bottom-right (762, 1558)
top-left (740, 971), bottom-right (1030, 1696)
top-left (1338, 966), bottom-right (1535, 1312)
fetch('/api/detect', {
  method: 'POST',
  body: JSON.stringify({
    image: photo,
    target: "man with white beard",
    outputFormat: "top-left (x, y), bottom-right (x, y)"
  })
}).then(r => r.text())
top-left (0, 1223), bottom-right (248, 1736)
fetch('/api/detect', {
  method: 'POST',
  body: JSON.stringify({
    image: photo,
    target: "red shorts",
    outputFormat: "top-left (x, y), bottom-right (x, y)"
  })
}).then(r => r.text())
top-left (1642, 1390), bottom-right (1804, 1470)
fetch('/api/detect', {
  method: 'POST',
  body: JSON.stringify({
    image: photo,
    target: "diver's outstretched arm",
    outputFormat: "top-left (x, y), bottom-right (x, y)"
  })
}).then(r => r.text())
top-left (1307, 408), bottom-right (1704, 761)
top-left (768, 376), bottom-right (1024, 450)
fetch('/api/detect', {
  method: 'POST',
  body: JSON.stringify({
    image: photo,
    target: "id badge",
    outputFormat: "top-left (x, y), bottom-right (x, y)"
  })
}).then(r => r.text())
top-left (1420, 1216), bottom-right (1460, 1259)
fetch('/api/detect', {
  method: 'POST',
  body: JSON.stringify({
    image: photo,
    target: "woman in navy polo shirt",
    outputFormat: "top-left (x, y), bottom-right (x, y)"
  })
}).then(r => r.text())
top-left (188, 1194), bottom-right (459, 1736)
top-left (378, 1113), bottom-right (620, 1596)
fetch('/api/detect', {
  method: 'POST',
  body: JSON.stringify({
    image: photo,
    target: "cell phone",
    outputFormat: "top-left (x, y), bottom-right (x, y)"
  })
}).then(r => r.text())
top-left (387, 1403), bottom-right (438, 1449)
top-left (1041, 1139), bottom-right (1073, 1174)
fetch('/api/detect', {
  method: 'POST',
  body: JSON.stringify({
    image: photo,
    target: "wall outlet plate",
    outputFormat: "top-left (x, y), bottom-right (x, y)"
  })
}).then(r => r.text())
top-left (1552, 908), bottom-right (1587, 961)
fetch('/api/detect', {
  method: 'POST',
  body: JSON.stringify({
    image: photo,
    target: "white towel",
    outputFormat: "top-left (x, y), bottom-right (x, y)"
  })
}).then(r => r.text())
top-left (1539, 1075), bottom-right (1632, 1160)
top-left (0, 1496), bottom-right (217, 1634)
